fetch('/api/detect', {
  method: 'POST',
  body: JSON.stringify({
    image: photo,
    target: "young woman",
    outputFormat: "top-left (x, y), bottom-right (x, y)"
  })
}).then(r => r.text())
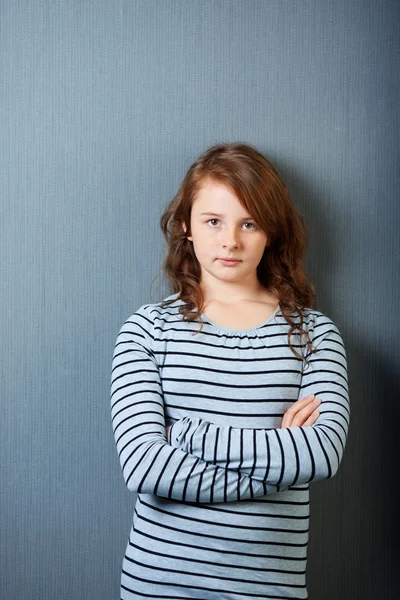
top-left (110, 142), bottom-right (349, 599)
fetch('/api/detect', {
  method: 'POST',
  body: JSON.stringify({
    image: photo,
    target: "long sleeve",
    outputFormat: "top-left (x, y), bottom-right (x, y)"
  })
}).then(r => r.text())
top-left (110, 305), bottom-right (283, 503)
top-left (169, 313), bottom-right (349, 487)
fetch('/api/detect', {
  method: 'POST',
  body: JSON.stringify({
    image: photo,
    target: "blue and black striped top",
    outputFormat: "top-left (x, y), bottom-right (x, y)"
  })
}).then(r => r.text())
top-left (110, 291), bottom-right (349, 599)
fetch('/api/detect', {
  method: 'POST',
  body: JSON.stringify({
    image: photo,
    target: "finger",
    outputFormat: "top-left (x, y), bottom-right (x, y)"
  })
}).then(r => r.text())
top-left (291, 399), bottom-right (321, 427)
top-left (281, 396), bottom-right (321, 429)
top-left (282, 398), bottom-right (321, 428)
top-left (299, 394), bottom-right (315, 403)
top-left (293, 394), bottom-right (316, 408)
top-left (280, 412), bottom-right (291, 429)
top-left (302, 410), bottom-right (320, 427)
top-left (283, 395), bottom-right (316, 422)
top-left (286, 395), bottom-right (316, 415)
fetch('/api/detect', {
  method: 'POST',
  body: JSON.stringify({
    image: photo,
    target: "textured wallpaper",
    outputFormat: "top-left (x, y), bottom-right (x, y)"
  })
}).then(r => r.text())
top-left (1, 1), bottom-right (399, 598)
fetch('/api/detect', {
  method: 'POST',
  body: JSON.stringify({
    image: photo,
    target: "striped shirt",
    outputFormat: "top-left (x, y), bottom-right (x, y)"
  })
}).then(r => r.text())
top-left (110, 292), bottom-right (349, 599)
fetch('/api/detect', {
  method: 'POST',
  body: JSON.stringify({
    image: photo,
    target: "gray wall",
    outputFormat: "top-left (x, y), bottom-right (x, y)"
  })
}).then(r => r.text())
top-left (1, 1), bottom-right (399, 599)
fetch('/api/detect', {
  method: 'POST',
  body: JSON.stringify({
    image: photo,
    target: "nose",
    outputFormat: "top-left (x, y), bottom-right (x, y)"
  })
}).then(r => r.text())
top-left (222, 228), bottom-right (239, 249)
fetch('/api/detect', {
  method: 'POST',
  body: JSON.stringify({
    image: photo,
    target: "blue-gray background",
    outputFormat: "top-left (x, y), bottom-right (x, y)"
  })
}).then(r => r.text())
top-left (1, 1), bottom-right (399, 598)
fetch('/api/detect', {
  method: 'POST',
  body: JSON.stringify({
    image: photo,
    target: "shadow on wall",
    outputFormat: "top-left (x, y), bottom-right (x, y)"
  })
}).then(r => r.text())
top-left (308, 331), bottom-right (399, 598)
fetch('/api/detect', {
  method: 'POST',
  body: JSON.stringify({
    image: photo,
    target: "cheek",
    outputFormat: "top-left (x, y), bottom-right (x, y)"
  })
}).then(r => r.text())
top-left (197, 227), bottom-right (215, 243)
top-left (255, 234), bottom-right (268, 248)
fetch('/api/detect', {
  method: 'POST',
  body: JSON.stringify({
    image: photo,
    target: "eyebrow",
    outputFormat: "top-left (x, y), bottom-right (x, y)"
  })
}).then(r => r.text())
top-left (200, 212), bottom-right (254, 220)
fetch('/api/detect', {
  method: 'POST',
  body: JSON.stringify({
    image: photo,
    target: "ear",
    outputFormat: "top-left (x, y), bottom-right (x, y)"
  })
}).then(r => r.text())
top-left (182, 221), bottom-right (192, 241)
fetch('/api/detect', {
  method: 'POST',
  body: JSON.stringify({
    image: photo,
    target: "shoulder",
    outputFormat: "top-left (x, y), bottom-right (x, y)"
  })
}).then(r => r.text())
top-left (300, 308), bottom-right (342, 337)
top-left (118, 292), bottom-right (182, 338)
top-left (298, 308), bottom-right (346, 359)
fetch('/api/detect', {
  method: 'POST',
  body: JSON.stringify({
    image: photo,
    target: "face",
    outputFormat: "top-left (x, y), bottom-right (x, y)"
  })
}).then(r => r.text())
top-left (182, 180), bottom-right (268, 287)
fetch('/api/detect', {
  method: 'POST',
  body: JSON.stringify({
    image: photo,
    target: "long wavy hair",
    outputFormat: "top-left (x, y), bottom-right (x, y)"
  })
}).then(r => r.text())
top-left (157, 142), bottom-right (317, 363)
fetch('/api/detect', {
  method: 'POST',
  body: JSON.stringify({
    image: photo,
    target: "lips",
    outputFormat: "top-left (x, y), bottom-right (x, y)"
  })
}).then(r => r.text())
top-left (218, 258), bottom-right (241, 264)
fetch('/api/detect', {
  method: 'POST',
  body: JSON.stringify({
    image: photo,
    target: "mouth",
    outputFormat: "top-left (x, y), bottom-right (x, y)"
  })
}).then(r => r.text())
top-left (218, 258), bottom-right (241, 264)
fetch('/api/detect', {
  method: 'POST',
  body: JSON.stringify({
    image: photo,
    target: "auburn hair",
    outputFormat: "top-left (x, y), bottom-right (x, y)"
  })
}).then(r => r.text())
top-left (156, 142), bottom-right (317, 363)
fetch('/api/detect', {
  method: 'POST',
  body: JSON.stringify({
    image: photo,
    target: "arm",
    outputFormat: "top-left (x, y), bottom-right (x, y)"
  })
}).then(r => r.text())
top-left (169, 314), bottom-right (349, 487)
top-left (111, 305), bottom-right (280, 503)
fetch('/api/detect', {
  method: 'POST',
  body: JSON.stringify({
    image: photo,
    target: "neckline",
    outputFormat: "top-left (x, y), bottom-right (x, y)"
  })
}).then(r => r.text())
top-left (200, 303), bottom-right (281, 334)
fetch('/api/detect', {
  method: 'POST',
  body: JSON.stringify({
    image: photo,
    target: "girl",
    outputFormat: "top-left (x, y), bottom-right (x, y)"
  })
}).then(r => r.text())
top-left (110, 142), bottom-right (349, 599)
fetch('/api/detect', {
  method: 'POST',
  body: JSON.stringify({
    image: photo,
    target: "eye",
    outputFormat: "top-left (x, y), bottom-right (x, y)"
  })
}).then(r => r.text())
top-left (206, 219), bottom-right (257, 230)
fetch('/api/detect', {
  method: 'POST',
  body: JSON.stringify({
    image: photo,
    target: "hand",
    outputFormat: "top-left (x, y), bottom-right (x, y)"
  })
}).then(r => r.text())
top-left (280, 394), bottom-right (321, 428)
top-left (166, 425), bottom-right (171, 442)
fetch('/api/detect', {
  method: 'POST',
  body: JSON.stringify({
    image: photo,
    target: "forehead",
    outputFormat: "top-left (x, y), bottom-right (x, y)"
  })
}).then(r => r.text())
top-left (193, 180), bottom-right (247, 213)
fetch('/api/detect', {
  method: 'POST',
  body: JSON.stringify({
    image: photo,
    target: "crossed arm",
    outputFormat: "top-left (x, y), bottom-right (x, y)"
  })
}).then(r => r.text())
top-left (167, 319), bottom-right (349, 488)
top-left (111, 306), bottom-right (280, 504)
top-left (111, 306), bottom-right (349, 503)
